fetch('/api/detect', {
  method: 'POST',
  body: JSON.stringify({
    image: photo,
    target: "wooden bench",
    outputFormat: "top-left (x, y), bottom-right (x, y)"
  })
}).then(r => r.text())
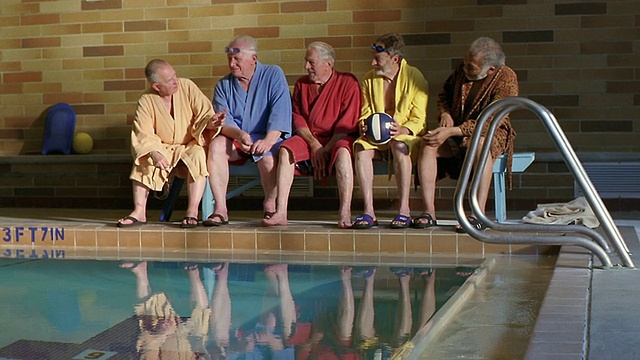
top-left (160, 152), bottom-right (535, 223)
top-left (160, 160), bottom-right (389, 222)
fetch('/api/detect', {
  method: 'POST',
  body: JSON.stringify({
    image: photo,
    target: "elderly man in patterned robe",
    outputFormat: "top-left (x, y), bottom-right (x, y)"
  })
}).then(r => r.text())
top-left (415, 37), bottom-right (518, 231)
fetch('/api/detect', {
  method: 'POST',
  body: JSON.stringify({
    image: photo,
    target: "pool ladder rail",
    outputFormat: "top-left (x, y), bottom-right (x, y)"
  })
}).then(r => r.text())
top-left (454, 97), bottom-right (634, 269)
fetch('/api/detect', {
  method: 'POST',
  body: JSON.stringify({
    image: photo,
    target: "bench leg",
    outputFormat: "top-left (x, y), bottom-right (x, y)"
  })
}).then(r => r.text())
top-left (159, 177), bottom-right (185, 222)
top-left (201, 181), bottom-right (214, 222)
top-left (200, 178), bottom-right (262, 221)
top-left (493, 172), bottom-right (507, 223)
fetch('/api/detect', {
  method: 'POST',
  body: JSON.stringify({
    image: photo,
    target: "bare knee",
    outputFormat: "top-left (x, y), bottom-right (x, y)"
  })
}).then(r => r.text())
top-left (279, 146), bottom-right (294, 165)
top-left (208, 136), bottom-right (230, 157)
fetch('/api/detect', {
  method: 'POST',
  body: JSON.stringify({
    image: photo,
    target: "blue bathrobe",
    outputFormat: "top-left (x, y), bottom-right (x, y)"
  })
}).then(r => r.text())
top-left (213, 62), bottom-right (292, 157)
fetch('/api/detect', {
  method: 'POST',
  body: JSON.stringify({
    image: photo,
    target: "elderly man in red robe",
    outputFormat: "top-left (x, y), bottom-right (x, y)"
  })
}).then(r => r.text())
top-left (263, 41), bottom-right (361, 228)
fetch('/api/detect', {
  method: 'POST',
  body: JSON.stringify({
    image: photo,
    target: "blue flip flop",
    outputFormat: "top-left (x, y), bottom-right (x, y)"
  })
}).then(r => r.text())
top-left (354, 266), bottom-right (377, 278)
top-left (390, 214), bottom-right (412, 229)
top-left (353, 214), bottom-right (378, 229)
top-left (390, 267), bottom-right (412, 278)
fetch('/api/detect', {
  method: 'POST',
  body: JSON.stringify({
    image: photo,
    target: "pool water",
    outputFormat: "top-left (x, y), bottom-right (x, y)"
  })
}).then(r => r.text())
top-left (0, 258), bottom-right (470, 359)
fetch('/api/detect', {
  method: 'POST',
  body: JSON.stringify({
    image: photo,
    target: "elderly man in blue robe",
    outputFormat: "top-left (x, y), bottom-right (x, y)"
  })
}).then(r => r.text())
top-left (205, 35), bottom-right (292, 226)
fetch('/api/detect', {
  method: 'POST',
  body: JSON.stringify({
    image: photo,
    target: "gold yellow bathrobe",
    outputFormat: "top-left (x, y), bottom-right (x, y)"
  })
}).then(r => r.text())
top-left (355, 58), bottom-right (429, 163)
top-left (130, 78), bottom-right (219, 191)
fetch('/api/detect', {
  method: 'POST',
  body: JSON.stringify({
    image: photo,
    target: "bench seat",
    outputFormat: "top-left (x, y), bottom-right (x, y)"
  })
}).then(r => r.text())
top-left (160, 152), bottom-right (535, 223)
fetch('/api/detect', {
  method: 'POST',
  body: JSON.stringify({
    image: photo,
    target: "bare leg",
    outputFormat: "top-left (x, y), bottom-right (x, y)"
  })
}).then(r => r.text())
top-left (206, 136), bottom-right (233, 222)
top-left (354, 145), bottom-right (377, 223)
top-left (335, 148), bottom-right (354, 228)
top-left (183, 175), bottom-right (206, 225)
top-left (257, 155), bottom-right (278, 216)
top-left (263, 147), bottom-right (294, 227)
top-left (417, 141), bottom-right (454, 223)
top-left (263, 264), bottom-right (296, 341)
top-left (355, 267), bottom-right (376, 343)
top-left (185, 264), bottom-right (208, 308)
top-left (210, 263), bottom-right (231, 350)
top-left (120, 261), bottom-right (150, 300)
top-left (390, 140), bottom-right (412, 222)
top-left (274, 264), bottom-right (296, 341)
top-left (261, 264), bottom-right (281, 331)
top-left (392, 271), bottom-right (413, 347)
top-left (417, 143), bottom-right (438, 221)
top-left (118, 180), bottom-right (150, 225)
top-left (474, 138), bottom-right (495, 215)
top-left (417, 269), bottom-right (436, 333)
top-left (337, 266), bottom-right (355, 342)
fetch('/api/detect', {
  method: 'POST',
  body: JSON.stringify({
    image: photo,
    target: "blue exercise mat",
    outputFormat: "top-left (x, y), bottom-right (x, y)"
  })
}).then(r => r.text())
top-left (42, 102), bottom-right (76, 155)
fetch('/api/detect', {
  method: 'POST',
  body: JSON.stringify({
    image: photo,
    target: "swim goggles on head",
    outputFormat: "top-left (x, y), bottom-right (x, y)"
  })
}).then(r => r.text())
top-left (224, 46), bottom-right (242, 54)
top-left (224, 46), bottom-right (255, 55)
top-left (371, 44), bottom-right (388, 53)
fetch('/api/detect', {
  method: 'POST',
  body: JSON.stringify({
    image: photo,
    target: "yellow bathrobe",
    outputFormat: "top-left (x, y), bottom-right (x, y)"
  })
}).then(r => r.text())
top-left (130, 78), bottom-right (218, 191)
top-left (355, 58), bottom-right (429, 163)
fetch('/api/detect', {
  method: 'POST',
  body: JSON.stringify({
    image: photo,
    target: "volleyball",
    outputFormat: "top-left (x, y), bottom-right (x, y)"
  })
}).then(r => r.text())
top-left (72, 132), bottom-right (93, 154)
top-left (364, 112), bottom-right (394, 145)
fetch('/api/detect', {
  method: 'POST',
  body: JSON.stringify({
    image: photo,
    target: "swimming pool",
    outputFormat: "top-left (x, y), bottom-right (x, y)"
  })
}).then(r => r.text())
top-left (0, 258), bottom-right (472, 359)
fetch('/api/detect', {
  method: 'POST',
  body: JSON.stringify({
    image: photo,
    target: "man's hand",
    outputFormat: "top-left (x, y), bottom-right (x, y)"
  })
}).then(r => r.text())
top-left (150, 150), bottom-right (170, 170)
top-left (422, 127), bottom-right (457, 147)
top-left (250, 131), bottom-right (281, 157)
top-left (250, 138), bottom-right (275, 156)
top-left (310, 142), bottom-right (328, 179)
top-left (207, 109), bottom-right (227, 130)
top-left (389, 119), bottom-right (410, 138)
top-left (439, 112), bottom-right (454, 127)
top-left (236, 131), bottom-right (253, 153)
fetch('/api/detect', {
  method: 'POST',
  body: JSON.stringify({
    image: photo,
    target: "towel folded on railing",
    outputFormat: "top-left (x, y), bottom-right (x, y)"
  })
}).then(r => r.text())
top-left (522, 196), bottom-right (599, 228)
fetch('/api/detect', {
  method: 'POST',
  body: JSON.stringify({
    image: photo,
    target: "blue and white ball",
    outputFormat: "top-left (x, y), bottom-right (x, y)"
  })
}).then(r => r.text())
top-left (364, 112), bottom-right (394, 145)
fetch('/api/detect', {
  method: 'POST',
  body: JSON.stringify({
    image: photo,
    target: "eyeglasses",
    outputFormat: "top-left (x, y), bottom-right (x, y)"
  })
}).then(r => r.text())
top-left (371, 44), bottom-right (388, 53)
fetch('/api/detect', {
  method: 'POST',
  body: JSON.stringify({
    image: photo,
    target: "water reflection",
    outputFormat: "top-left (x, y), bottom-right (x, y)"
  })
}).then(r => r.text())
top-left (0, 259), bottom-right (472, 360)
top-left (122, 261), bottom-right (210, 359)
top-left (121, 262), bottom-right (451, 360)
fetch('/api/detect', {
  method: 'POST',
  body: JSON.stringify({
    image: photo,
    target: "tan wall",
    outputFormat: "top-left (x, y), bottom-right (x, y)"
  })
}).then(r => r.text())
top-left (1, 0), bottom-right (639, 211)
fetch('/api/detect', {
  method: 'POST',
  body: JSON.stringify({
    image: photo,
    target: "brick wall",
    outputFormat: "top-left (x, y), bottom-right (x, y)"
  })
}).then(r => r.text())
top-left (1, 0), bottom-right (638, 212)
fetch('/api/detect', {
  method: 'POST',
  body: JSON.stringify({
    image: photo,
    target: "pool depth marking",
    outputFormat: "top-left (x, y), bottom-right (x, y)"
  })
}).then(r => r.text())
top-left (2, 226), bottom-right (65, 243)
top-left (2, 249), bottom-right (66, 259)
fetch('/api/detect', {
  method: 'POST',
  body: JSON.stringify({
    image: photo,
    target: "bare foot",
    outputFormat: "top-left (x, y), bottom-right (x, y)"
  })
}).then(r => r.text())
top-left (262, 211), bottom-right (288, 227)
top-left (340, 266), bottom-right (352, 280)
top-left (119, 261), bottom-right (147, 275)
top-left (264, 263), bottom-right (287, 275)
top-left (337, 214), bottom-right (352, 229)
top-left (211, 262), bottom-right (228, 274)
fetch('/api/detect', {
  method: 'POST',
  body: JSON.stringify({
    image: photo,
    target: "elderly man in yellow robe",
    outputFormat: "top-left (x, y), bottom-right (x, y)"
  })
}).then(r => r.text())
top-left (117, 59), bottom-right (225, 228)
top-left (352, 33), bottom-right (428, 229)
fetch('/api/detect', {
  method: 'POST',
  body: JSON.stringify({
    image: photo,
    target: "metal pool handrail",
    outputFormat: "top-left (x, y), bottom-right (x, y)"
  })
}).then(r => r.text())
top-left (454, 97), bottom-right (634, 268)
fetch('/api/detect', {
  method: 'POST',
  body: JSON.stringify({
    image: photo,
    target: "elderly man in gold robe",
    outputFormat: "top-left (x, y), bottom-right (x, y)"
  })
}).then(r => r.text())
top-left (117, 59), bottom-right (225, 228)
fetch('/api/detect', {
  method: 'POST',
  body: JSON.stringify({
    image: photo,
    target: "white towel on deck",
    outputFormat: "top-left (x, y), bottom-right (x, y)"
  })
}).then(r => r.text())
top-left (522, 196), bottom-right (600, 228)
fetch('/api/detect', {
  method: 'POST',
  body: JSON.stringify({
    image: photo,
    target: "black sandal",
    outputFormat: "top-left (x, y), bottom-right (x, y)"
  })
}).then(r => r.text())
top-left (412, 213), bottom-right (437, 229)
top-left (455, 216), bottom-right (486, 233)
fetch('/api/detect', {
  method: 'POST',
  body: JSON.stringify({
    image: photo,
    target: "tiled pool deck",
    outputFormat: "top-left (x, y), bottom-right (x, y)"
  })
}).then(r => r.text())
top-left (1, 208), bottom-right (639, 359)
